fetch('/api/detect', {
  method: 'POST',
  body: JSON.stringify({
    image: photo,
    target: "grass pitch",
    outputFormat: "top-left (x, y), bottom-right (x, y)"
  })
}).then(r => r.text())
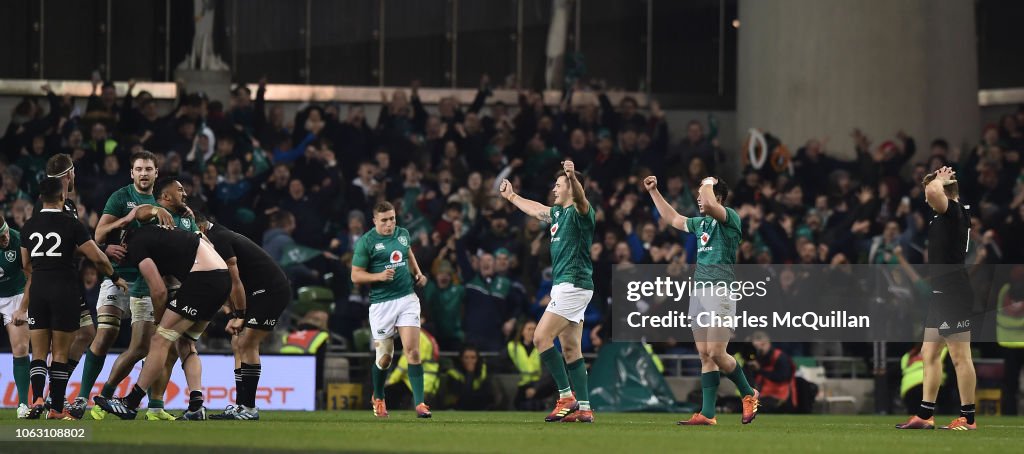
top-left (2, 411), bottom-right (1020, 453)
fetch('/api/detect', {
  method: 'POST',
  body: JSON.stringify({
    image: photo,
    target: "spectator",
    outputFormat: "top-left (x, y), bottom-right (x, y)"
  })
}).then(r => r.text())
top-left (504, 319), bottom-right (553, 411)
top-left (747, 331), bottom-right (798, 413)
top-left (456, 223), bottom-right (518, 352)
top-left (422, 260), bottom-right (465, 351)
top-left (667, 120), bottom-right (720, 175)
top-left (441, 345), bottom-right (494, 411)
top-left (263, 210), bottom-right (319, 288)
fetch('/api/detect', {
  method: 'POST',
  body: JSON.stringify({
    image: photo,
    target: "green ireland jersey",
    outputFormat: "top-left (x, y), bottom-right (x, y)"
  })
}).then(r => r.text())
top-left (549, 204), bottom-right (595, 290)
top-left (685, 207), bottom-right (742, 283)
top-left (129, 203), bottom-right (200, 297)
top-left (0, 230), bottom-right (26, 297)
top-left (352, 227), bottom-right (415, 304)
top-left (102, 184), bottom-right (157, 282)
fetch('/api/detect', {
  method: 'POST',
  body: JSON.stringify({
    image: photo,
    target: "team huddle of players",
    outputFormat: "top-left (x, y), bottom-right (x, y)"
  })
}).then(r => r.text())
top-left (1, 151), bottom-right (290, 421)
top-left (0, 153), bottom-right (976, 429)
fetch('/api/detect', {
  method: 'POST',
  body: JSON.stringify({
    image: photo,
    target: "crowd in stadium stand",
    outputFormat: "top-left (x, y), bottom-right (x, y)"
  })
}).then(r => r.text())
top-left (1, 76), bottom-right (1023, 377)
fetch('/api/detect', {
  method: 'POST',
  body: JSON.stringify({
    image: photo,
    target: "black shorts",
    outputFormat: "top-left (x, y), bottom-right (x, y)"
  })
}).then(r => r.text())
top-left (28, 277), bottom-right (84, 332)
top-left (170, 270), bottom-right (231, 322)
top-left (245, 283), bottom-right (291, 331)
top-left (925, 285), bottom-right (975, 337)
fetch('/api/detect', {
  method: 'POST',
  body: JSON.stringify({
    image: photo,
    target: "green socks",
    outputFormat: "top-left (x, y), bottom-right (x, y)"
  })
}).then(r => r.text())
top-left (567, 359), bottom-right (590, 410)
top-left (540, 347), bottom-right (572, 398)
top-left (13, 355), bottom-right (29, 406)
top-left (724, 363), bottom-right (755, 397)
top-left (372, 364), bottom-right (387, 400)
top-left (701, 371), bottom-right (721, 418)
top-left (408, 363), bottom-right (425, 405)
top-left (148, 399), bottom-right (164, 409)
top-left (78, 349), bottom-right (105, 401)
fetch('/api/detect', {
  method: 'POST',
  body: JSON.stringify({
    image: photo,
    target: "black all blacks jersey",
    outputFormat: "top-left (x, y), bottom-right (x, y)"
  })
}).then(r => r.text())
top-left (33, 198), bottom-right (78, 219)
top-left (205, 223), bottom-right (289, 292)
top-left (125, 225), bottom-right (200, 281)
top-left (20, 209), bottom-right (91, 275)
top-left (927, 199), bottom-right (969, 265)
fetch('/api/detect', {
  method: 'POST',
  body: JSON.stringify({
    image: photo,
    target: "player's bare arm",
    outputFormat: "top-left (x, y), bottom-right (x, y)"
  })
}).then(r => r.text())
top-left (644, 175), bottom-right (689, 232)
top-left (500, 178), bottom-right (552, 223)
top-left (924, 166), bottom-right (955, 214)
top-left (351, 265), bottom-right (395, 284)
top-left (134, 204), bottom-right (176, 227)
top-left (699, 177), bottom-right (728, 223)
top-left (79, 240), bottom-right (128, 292)
top-left (138, 259), bottom-right (168, 309)
top-left (407, 249), bottom-right (428, 287)
top-left (94, 206), bottom-right (141, 243)
top-left (562, 160), bottom-right (590, 215)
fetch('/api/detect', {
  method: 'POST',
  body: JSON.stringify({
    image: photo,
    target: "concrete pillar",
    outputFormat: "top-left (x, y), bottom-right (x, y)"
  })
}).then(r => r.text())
top-left (737, 0), bottom-right (978, 162)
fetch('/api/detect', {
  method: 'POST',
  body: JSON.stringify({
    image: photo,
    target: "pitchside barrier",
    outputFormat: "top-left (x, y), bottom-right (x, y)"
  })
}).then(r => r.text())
top-left (0, 353), bottom-right (316, 410)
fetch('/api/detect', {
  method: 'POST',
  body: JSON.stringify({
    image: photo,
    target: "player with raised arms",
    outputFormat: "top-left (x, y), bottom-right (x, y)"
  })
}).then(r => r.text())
top-left (895, 166), bottom-right (977, 430)
top-left (645, 174), bottom-right (760, 426)
top-left (499, 160), bottom-right (596, 423)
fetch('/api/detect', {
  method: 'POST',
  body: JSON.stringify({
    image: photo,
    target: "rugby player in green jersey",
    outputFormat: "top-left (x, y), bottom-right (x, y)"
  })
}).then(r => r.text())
top-left (78, 151), bottom-right (180, 421)
top-left (500, 160), bottom-right (596, 423)
top-left (0, 216), bottom-right (31, 418)
top-left (351, 201), bottom-right (431, 418)
top-left (645, 174), bottom-right (760, 426)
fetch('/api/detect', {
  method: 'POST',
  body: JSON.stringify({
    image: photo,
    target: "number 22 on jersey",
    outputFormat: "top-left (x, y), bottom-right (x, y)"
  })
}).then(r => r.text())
top-left (29, 232), bottom-right (62, 257)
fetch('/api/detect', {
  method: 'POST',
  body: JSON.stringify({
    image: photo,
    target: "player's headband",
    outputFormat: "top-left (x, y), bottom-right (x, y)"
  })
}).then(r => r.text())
top-left (47, 164), bottom-right (74, 178)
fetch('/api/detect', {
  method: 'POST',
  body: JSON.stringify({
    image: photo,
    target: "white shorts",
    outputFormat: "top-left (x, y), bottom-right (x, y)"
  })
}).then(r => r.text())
top-left (546, 283), bottom-right (594, 324)
top-left (97, 279), bottom-right (155, 324)
top-left (368, 293), bottom-right (421, 340)
top-left (0, 293), bottom-right (23, 327)
top-left (689, 290), bottom-right (737, 329)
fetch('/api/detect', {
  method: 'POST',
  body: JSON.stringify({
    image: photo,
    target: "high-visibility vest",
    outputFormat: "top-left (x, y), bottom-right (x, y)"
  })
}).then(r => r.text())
top-left (900, 347), bottom-right (948, 398)
top-left (997, 284), bottom-right (1024, 348)
top-left (280, 329), bottom-right (329, 354)
top-left (643, 343), bottom-right (664, 374)
top-left (446, 363), bottom-right (489, 391)
top-left (753, 348), bottom-right (797, 407)
top-left (507, 341), bottom-right (541, 386)
top-left (387, 331), bottom-right (440, 395)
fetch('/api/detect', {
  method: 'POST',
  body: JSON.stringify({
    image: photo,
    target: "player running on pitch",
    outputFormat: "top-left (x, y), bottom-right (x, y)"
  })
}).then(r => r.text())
top-left (351, 201), bottom-right (431, 419)
top-left (0, 215), bottom-right (32, 418)
top-left (896, 166), bottom-right (977, 430)
top-left (499, 160), bottom-right (596, 423)
top-left (645, 174), bottom-right (760, 426)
